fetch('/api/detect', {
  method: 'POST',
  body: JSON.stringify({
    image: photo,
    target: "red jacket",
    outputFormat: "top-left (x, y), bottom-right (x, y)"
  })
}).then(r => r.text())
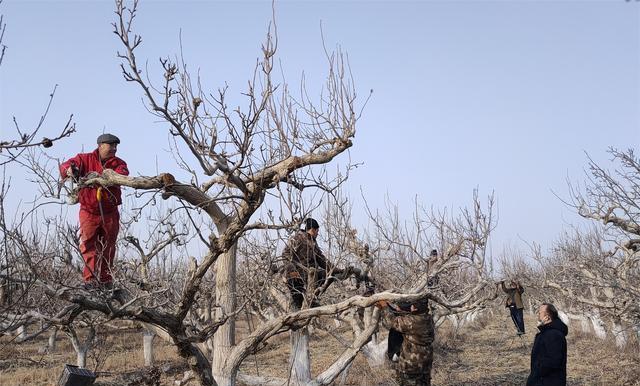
top-left (60, 149), bottom-right (129, 215)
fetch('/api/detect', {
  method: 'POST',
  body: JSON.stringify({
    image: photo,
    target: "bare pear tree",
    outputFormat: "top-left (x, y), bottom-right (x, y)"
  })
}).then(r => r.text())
top-left (0, 1), bottom-right (75, 334)
top-left (367, 190), bottom-right (499, 311)
top-left (531, 148), bottom-right (640, 344)
top-left (3, 0), bottom-right (366, 382)
top-left (0, 203), bottom-right (119, 368)
top-left (1, 0), bottom-right (362, 384)
top-left (2, 2), bottom-right (504, 385)
top-left (118, 204), bottom-right (194, 367)
top-left (359, 190), bottom-right (498, 356)
top-left (0, 4), bottom-right (77, 347)
top-left (231, 187), bottom-right (380, 385)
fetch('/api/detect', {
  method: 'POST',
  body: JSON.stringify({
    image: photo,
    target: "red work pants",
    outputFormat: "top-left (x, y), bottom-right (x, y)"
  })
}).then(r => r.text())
top-left (79, 209), bottom-right (119, 283)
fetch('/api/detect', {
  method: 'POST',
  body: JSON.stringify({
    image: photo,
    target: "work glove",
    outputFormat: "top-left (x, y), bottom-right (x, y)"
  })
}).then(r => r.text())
top-left (67, 165), bottom-right (80, 181)
top-left (374, 300), bottom-right (389, 309)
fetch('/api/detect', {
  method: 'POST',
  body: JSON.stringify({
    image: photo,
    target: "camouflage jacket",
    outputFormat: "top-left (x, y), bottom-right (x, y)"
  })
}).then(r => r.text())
top-left (282, 231), bottom-right (332, 282)
top-left (393, 311), bottom-right (435, 375)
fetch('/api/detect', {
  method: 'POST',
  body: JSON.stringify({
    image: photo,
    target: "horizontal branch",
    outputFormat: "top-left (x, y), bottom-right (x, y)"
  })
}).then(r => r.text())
top-left (82, 169), bottom-right (228, 225)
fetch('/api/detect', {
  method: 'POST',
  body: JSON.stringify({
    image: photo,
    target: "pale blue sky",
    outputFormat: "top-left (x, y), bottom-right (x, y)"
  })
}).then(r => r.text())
top-left (1, 0), bottom-right (639, 253)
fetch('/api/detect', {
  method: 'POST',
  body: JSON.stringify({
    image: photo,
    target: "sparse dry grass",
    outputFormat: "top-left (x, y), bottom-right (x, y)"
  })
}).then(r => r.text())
top-left (0, 326), bottom-right (183, 386)
top-left (1, 312), bottom-right (638, 385)
top-left (429, 312), bottom-right (640, 386)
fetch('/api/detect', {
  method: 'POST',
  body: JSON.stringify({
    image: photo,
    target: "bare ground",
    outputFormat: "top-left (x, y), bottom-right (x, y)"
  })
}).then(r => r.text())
top-left (1, 312), bottom-right (638, 385)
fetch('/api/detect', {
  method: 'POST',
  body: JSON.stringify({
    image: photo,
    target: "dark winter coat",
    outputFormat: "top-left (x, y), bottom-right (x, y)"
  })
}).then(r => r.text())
top-left (60, 149), bottom-right (129, 215)
top-left (282, 231), bottom-right (332, 284)
top-left (527, 318), bottom-right (568, 386)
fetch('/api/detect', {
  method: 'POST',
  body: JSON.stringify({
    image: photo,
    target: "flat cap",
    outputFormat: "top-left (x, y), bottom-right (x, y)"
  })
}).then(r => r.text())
top-left (97, 133), bottom-right (120, 144)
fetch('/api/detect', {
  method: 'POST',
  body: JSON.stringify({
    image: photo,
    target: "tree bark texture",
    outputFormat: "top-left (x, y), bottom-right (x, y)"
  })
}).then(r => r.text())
top-left (143, 329), bottom-right (156, 366)
top-left (289, 327), bottom-right (312, 385)
top-left (212, 245), bottom-right (237, 386)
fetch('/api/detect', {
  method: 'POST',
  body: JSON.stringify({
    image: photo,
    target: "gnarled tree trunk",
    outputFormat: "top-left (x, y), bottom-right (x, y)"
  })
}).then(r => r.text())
top-left (47, 326), bottom-right (58, 353)
top-left (212, 245), bottom-right (237, 386)
top-left (143, 329), bottom-right (156, 366)
top-left (289, 327), bottom-right (312, 385)
top-left (66, 325), bottom-right (95, 369)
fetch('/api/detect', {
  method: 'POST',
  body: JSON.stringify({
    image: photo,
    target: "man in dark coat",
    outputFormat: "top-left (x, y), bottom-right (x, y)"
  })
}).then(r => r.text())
top-left (527, 303), bottom-right (568, 386)
top-left (281, 218), bottom-right (346, 309)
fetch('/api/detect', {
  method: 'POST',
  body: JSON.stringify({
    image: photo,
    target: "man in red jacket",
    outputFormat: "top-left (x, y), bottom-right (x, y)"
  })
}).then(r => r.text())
top-left (60, 134), bottom-right (129, 288)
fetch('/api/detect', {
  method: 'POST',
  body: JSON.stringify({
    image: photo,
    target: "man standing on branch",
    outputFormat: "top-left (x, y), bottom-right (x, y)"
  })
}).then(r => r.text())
top-left (282, 218), bottom-right (357, 310)
top-left (502, 279), bottom-right (526, 335)
top-left (60, 134), bottom-right (129, 288)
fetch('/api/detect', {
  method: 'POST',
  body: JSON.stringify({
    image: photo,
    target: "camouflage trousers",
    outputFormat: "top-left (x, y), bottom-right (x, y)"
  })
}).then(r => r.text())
top-left (393, 359), bottom-right (431, 386)
top-left (394, 341), bottom-right (433, 386)
top-left (395, 371), bottom-right (430, 386)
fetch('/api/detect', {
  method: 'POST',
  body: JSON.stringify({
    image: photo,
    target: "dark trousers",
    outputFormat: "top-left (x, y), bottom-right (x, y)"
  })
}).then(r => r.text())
top-left (509, 306), bottom-right (525, 333)
top-left (287, 277), bottom-right (306, 310)
top-left (387, 328), bottom-right (404, 360)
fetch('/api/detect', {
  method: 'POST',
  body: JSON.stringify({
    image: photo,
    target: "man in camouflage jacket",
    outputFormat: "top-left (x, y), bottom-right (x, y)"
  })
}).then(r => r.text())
top-left (391, 300), bottom-right (435, 386)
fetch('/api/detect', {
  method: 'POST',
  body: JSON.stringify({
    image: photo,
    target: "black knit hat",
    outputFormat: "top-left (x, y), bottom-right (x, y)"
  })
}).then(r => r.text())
top-left (304, 218), bottom-right (320, 231)
top-left (97, 133), bottom-right (120, 144)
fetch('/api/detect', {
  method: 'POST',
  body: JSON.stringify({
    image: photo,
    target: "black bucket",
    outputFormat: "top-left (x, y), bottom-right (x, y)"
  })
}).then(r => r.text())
top-left (57, 364), bottom-right (96, 386)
